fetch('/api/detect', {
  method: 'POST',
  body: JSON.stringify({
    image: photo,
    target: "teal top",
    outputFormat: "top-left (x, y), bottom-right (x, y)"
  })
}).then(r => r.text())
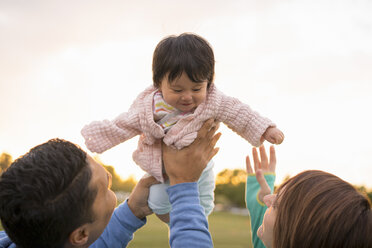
top-left (246, 173), bottom-right (276, 248)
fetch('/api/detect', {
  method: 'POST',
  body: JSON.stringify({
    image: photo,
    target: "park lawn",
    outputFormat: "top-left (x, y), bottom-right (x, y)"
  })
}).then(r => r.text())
top-left (128, 211), bottom-right (252, 248)
top-left (209, 212), bottom-right (252, 248)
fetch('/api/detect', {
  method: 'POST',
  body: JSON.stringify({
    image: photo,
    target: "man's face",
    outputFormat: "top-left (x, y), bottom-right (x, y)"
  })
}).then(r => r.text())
top-left (84, 155), bottom-right (117, 245)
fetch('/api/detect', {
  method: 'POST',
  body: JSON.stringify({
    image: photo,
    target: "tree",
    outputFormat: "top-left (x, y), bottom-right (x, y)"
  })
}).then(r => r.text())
top-left (215, 169), bottom-right (246, 208)
top-left (93, 156), bottom-right (136, 192)
top-left (0, 152), bottom-right (13, 175)
top-left (103, 164), bottom-right (136, 192)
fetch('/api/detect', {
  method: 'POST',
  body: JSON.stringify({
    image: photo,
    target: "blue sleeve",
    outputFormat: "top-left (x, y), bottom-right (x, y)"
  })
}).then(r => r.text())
top-left (0, 231), bottom-right (16, 248)
top-left (245, 174), bottom-right (275, 248)
top-left (167, 182), bottom-right (213, 248)
top-left (90, 200), bottom-right (146, 247)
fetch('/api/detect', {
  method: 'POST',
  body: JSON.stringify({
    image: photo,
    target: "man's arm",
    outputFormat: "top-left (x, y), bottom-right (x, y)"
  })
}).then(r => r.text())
top-left (167, 183), bottom-right (212, 247)
top-left (162, 119), bottom-right (221, 248)
top-left (90, 176), bottom-right (159, 248)
top-left (0, 231), bottom-right (16, 248)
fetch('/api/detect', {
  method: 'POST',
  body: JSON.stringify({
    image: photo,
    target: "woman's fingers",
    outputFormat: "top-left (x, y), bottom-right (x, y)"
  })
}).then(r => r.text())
top-left (246, 155), bottom-right (253, 174)
top-left (259, 145), bottom-right (268, 169)
top-left (256, 169), bottom-right (272, 202)
top-left (249, 145), bottom-right (277, 175)
top-left (252, 147), bottom-right (260, 171)
top-left (269, 145), bottom-right (276, 172)
top-left (256, 169), bottom-right (271, 193)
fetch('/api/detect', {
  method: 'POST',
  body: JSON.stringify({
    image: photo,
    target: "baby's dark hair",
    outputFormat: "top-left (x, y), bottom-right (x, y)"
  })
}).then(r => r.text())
top-left (152, 33), bottom-right (215, 88)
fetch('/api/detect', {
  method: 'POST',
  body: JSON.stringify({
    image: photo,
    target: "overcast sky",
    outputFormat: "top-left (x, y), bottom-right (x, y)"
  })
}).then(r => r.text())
top-left (1, 0), bottom-right (371, 187)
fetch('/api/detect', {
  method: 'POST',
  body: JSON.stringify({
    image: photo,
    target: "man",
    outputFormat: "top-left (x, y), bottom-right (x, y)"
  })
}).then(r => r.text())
top-left (0, 119), bottom-right (220, 247)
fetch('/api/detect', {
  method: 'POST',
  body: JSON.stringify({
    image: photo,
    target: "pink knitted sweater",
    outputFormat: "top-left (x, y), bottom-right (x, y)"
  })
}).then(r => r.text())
top-left (81, 84), bottom-right (275, 182)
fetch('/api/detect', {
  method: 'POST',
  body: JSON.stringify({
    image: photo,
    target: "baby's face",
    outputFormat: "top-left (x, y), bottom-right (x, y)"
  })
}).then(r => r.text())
top-left (160, 72), bottom-right (208, 112)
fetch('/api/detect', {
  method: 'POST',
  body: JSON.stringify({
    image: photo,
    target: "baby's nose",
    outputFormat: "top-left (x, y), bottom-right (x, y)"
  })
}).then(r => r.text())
top-left (181, 93), bottom-right (192, 100)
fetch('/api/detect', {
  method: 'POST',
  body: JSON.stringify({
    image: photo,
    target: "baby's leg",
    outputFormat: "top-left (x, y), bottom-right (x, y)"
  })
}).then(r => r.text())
top-left (148, 182), bottom-right (171, 223)
top-left (198, 160), bottom-right (215, 216)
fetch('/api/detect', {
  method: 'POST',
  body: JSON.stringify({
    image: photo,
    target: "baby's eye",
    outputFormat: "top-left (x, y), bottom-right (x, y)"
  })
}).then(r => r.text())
top-left (173, 89), bottom-right (182, 93)
top-left (192, 88), bottom-right (201, 92)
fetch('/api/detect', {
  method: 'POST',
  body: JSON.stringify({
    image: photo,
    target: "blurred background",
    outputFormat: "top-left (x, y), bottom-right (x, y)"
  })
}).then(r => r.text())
top-left (1, 1), bottom-right (371, 190)
top-left (1, 1), bottom-right (372, 246)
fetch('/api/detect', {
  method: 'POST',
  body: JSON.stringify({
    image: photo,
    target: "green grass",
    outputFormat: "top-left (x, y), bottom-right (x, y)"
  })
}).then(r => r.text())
top-left (209, 212), bottom-right (252, 248)
top-left (127, 212), bottom-right (252, 248)
top-left (0, 212), bottom-right (253, 248)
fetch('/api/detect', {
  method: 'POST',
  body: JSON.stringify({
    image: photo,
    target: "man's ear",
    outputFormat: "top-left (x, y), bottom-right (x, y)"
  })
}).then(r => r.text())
top-left (69, 225), bottom-right (89, 246)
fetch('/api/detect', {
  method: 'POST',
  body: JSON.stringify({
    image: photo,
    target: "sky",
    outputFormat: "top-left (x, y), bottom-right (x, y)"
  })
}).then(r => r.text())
top-left (1, 0), bottom-right (371, 187)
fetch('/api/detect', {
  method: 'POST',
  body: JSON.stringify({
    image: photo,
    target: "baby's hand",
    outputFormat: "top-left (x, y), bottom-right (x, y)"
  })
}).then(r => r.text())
top-left (262, 127), bottom-right (284, 145)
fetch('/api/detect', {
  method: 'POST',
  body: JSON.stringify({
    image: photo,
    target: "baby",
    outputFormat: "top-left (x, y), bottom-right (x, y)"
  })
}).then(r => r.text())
top-left (81, 33), bottom-right (284, 222)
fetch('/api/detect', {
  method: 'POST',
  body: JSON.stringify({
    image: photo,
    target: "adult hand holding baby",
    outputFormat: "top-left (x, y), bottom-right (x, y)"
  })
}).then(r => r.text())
top-left (162, 119), bottom-right (221, 186)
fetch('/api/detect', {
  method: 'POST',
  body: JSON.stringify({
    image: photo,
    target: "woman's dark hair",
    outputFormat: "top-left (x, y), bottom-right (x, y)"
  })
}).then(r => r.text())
top-left (152, 33), bottom-right (215, 88)
top-left (274, 170), bottom-right (372, 248)
top-left (0, 139), bottom-right (98, 248)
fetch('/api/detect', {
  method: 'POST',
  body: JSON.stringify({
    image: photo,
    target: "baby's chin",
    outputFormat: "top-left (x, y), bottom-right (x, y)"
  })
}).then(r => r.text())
top-left (177, 105), bottom-right (196, 113)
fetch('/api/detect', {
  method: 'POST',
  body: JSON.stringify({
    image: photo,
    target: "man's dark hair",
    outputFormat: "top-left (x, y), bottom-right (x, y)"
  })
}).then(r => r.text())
top-left (0, 139), bottom-right (97, 248)
top-left (152, 33), bottom-right (215, 88)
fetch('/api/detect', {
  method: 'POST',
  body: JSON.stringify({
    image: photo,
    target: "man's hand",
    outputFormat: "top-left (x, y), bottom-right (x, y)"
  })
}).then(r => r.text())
top-left (162, 119), bottom-right (221, 186)
top-left (127, 175), bottom-right (159, 219)
top-left (262, 127), bottom-right (284, 145)
top-left (246, 145), bottom-right (276, 203)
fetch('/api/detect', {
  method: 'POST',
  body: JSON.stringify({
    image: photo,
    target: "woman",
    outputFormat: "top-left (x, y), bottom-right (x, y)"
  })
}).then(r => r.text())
top-left (246, 145), bottom-right (372, 248)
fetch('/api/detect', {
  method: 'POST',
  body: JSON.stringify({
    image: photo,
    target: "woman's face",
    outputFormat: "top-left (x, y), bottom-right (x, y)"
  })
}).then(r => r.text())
top-left (257, 194), bottom-right (277, 248)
